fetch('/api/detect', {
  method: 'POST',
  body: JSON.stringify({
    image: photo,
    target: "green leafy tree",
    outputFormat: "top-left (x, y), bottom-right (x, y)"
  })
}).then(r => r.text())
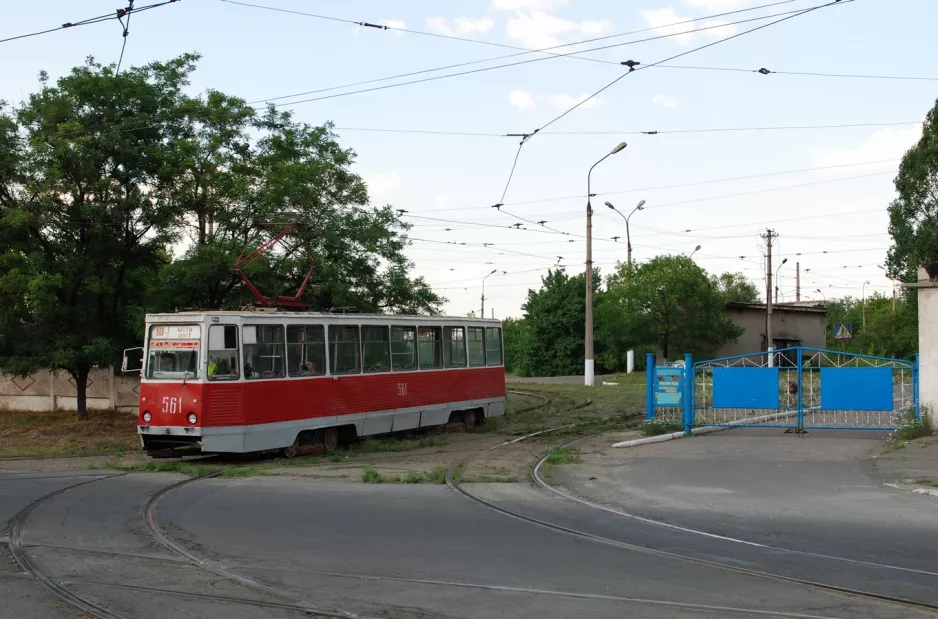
top-left (513, 269), bottom-right (602, 377)
top-left (712, 271), bottom-right (760, 304)
top-left (502, 317), bottom-right (529, 375)
top-left (151, 97), bottom-right (440, 314)
top-left (824, 292), bottom-right (917, 359)
top-left (887, 98), bottom-right (938, 282)
top-left (602, 256), bottom-right (742, 360)
top-left (0, 57), bottom-right (190, 418)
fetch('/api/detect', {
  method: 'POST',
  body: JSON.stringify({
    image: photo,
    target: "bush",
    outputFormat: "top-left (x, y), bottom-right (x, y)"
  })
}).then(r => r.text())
top-left (885, 407), bottom-right (933, 452)
top-left (361, 465), bottom-right (383, 483)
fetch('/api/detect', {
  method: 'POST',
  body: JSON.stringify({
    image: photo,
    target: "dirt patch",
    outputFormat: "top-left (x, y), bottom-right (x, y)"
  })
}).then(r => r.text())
top-left (0, 409), bottom-right (139, 459)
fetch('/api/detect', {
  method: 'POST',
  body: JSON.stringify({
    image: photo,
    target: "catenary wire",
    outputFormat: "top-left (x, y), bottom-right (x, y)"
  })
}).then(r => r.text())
top-left (231, 0), bottom-right (808, 104)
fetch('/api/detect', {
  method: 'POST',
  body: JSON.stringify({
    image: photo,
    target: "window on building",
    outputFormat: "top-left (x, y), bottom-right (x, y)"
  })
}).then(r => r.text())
top-left (329, 325), bottom-right (361, 374)
top-left (418, 326), bottom-right (442, 370)
top-left (362, 325), bottom-right (391, 373)
top-left (391, 326), bottom-right (417, 371)
top-left (243, 325), bottom-right (285, 379)
top-left (207, 325), bottom-right (239, 380)
top-left (468, 327), bottom-right (486, 367)
top-left (287, 325), bottom-right (326, 377)
top-left (485, 327), bottom-right (503, 366)
top-left (443, 326), bottom-right (466, 368)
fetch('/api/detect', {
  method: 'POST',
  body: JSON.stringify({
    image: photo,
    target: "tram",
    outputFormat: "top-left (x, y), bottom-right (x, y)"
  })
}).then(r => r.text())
top-left (133, 311), bottom-right (506, 457)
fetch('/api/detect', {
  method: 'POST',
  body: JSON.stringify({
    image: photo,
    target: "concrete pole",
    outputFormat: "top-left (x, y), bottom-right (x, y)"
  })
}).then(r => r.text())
top-left (627, 350), bottom-right (634, 374)
top-left (796, 261), bottom-right (801, 302)
top-left (765, 229), bottom-right (774, 368)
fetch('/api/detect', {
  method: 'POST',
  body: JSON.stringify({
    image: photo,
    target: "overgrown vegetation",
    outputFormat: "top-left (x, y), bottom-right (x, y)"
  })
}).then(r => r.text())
top-left (401, 466), bottom-right (447, 484)
top-left (105, 460), bottom-right (219, 477)
top-left (884, 408), bottom-right (933, 453)
top-left (640, 420), bottom-right (684, 437)
top-left (361, 465), bottom-right (383, 483)
top-left (0, 409), bottom-right (138, 458)
top-left (351, 436), bottom-right (443, 454)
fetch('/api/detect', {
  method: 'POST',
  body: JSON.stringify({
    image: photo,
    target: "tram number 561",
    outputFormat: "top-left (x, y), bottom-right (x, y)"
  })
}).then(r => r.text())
top-left (397, 383), bottom-right (408, 397)
top-left (161, 396), bottom-right (184, 414)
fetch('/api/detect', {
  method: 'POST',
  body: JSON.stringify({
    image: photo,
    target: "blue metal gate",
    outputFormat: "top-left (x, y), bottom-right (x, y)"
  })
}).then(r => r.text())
top-left (646, 348), bottom-right (919, 433)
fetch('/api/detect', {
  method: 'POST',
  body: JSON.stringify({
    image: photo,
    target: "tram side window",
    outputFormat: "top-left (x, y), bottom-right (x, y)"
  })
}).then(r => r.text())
top-left (329, 325), bottom-right (361, 374)
top-left (467, 327), bottom-right (486, 367)
top-left (243, 325), bottom-right (285, 379)
top-left (391, 326), bottom-right (417, 371)
top-left (287, 325), bottom-right (325, 377)
top-left (485, 327), bottom-right (503, 366)
top-left (362, 325), bottom-right (390, 373)
top-left (418, 327), bottom-right (442, 369)
top-left (443, 327), bottom-right (466, 368)
top-left (207, 325), bottom-right (240, 380)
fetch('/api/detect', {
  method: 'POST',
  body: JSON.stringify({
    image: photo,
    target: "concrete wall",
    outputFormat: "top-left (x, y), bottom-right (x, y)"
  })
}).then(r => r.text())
top-left (917, 286), bottom-right (938, 430)
top-left (713, 307), bottom-right (827, 359)
top-left (0, 368), bottom-right (139, 413)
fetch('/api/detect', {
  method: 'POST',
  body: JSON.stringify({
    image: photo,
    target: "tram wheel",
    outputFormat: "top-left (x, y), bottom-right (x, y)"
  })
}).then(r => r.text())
top-left (282, 437), bottom-right (300, 458)
top-left (322, 427), bottom-right (339, 452)
top-left (463, 409), bottom-right (478, 429)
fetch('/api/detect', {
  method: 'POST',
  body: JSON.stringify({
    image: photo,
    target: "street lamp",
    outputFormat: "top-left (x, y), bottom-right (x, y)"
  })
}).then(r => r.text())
top-left (481, 269), bottom-right (504, 318)
top-left (605, 199), bottom-right (645, 265)
top-left (774, 257), bottom-right (788, 304)
top-left (816, 288), bottom-right (826, 302)
top-left (585, 142), bottom-right (628, 387)
top-left (862, 280), bottom-right (871, 328)
top-left (689, 245), bottom-right (702, 259)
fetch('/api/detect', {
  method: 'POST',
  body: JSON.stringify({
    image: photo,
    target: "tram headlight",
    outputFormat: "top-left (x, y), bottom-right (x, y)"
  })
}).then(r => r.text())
top-left (187, 412), bottom-right (198, 425)
top-left (143, 412), bottom-right (152, 424)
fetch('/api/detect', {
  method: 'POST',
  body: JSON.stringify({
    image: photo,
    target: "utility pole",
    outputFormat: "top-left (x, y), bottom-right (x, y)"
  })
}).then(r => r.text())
top-left (763, 229), bottom-right (775, 367)
top-left (795, 262), bottom-right (801, 302)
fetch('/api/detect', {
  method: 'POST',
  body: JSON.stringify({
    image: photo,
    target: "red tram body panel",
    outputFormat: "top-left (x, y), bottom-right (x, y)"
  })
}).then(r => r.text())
top-left (136, 312), bottom-right (507, 455)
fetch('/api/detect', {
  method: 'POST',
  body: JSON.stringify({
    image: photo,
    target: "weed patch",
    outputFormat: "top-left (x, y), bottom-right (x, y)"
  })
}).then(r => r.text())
top-left (640, 420), bottom-right (683, 437)
top-left (400, 466), bottom-right (447, 484)
top-left (222, 467), bottom-right (260, 478)
top-left (361, 465), bottom-right (383, 483)
top-left (0, 409), bottom-right (138, 458)
top-left (351, 436), bottom-right (443, 454)
top-left (112, 460), bottom-right (219, 477)
top-left (884, 408), bottom-right (934, 453)
top-left (540, 446), bottom-right (582, 479)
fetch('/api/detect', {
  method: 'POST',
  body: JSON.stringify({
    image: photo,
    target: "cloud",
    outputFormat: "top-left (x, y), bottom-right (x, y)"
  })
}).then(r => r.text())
top-left (366, 172), bottom-right (401, 202)
top-left (426, 16), bottom-right (494, 36)
top-left (652, 94), bottom-right (679, 109)
top-left (505, 11), bottom-right (611, 49)
top-left (508, 90), bottom-right (536, 110)
top-left (492, 0), bottom-right (568, 11)
top-left (377, 19), bottom-right (406, 34)
top-left (812, 126), bottom-right (923, 168)
top-left (640, 7), bottom-right (738, 45)
top-left (548, 93), bottom-right (600, 109)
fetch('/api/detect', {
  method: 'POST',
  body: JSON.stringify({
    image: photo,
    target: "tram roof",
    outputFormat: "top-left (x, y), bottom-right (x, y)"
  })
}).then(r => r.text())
top-left (145, 311), bottom-right (501, 324)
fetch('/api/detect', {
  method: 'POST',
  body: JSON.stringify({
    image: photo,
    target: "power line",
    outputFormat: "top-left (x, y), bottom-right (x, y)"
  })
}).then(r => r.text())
top-left (115, 0), bottom-right (135, 75)
top-left (659, 64), bottom-right (938, 82)
top-left (0, 0), bottom-right (181, 46)
top-left (256, 5), bottom-right (827, 108)
top-left (230, 0), bottom-right (806, 105)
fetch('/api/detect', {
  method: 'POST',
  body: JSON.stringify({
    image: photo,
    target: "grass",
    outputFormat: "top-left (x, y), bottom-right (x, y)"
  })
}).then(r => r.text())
top-left (401, 466), bottom-right (447, 484)
top-left (0, 408), bottom-right (139, 458)
top-left (911, 477), bottom-right (938, 488)
top-left (222, 467), bottom-right (261, 478)
top-left (539, 446), bottom-right (582, 480)
top-left (883, 408), bottom-right (934, 453)
top-left (350, 435), bottom-right (443, 454)
top-left (104, 460), bottom-right (220, 477)
top-left (640, 420), bottom-right (684, 437)
top-left (361, 465), bottom-right (383, 483)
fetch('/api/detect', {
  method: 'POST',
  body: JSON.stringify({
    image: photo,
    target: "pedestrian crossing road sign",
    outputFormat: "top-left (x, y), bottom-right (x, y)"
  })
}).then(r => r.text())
top-left (834, 322), bottom-right (853, 340)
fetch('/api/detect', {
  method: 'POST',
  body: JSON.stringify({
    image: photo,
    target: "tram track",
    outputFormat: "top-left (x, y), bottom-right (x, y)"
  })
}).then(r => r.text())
top-left (446, 425), bottom-right (938, 617)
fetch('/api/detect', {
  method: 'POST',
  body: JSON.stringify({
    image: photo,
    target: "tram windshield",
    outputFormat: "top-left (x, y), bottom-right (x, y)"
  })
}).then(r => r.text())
top-left (146, 324), bottom-right (201, 379)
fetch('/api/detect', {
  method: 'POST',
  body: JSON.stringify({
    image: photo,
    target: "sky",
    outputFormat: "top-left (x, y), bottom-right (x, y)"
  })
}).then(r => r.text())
top-left (3, 0), bottom-right (936, 319)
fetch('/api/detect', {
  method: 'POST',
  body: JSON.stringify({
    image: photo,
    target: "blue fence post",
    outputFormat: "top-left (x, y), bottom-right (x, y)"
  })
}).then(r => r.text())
top-left (796, 346), bottom-right (804, 430)
top-left (683, 353), bottom-right (693, 436)
top-left (915, 353), bottom-right (921, 423)
top-left (645, 353), bottom-right (655, 421)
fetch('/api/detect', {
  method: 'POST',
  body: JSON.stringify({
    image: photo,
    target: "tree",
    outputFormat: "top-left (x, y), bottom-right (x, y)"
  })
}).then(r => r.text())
top-left (712, 272), bottom-right (760, 304)
top-left (823, 292), bottom-right (917, 359)
top-left (0, 56), bottom-right (190, 419)
top-left (887, 98), bottom-right (938, 282)
top-left (513, 269), bottom-right (602, 377)
top-left (151, 97), bottom-right (441, 314)
top-left (602, 256), bottom-right (742, 360)
top-left (502, 317), bottom-right (529, 376)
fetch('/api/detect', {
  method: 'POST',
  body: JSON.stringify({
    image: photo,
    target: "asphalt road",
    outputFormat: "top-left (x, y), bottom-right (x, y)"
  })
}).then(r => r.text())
top-left (1, 431), bottom-right (937, 618)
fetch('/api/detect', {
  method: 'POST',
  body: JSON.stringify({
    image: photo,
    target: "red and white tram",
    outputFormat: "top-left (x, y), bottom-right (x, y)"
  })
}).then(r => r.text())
top-left (135, 311), bottom-right (506, 456)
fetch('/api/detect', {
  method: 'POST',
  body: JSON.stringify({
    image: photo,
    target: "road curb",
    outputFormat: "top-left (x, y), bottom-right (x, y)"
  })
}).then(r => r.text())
top-left (884, 482), bottom-right (938, 499)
